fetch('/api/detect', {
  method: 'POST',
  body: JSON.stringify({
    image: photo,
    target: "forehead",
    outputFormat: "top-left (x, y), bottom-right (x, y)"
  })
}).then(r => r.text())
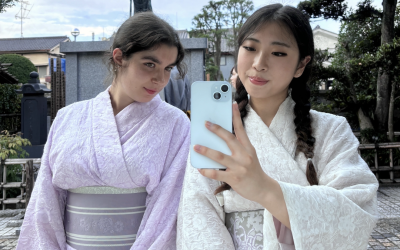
top-left (134, 44), bottom-right (178, 64)
top-left (248, 22), bottom-right (298, 49)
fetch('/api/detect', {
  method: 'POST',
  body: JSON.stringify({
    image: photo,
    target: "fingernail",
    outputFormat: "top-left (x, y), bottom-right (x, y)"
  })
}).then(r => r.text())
top-left (194, 145), bottom-right (202, 152)
top-left (233, 101), bottom-right (237, 104)
top-left (233, 102), bottom-right (239, 110)
top-left (205, 121), bottom-right (212, 129)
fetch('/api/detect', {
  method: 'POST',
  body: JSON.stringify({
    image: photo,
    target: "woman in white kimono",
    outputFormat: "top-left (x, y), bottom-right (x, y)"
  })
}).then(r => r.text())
top-left (178, 4), bottom-right (378, 250)
top-left (17, 13), bottom-right (190, 250)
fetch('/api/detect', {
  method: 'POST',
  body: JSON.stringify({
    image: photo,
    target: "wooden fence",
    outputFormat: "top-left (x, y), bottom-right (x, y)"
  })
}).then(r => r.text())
top-left (50, 58), bottom-right (66, 121)
top-left (359, 142), bottom-right (400, 183)
top-left (0, 158), bottom-right (41, 210)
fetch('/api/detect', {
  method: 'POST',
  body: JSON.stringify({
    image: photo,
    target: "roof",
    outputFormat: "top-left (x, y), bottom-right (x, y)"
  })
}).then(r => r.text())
top-left (313, 25), bottom-right (338, 38)
top-left (0, 63), bottom-right (19, 84)
top-left (0, 36), bottom-right (70, 53)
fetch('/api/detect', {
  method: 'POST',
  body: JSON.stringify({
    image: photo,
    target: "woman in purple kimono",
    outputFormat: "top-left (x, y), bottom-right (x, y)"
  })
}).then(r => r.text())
top-left (17, 12), bottom-right (190, 250)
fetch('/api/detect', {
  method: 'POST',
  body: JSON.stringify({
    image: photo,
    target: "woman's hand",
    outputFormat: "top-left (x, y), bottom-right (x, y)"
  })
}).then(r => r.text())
top-left (194, 102), bottom-right (290, 228)
top-left (194, 103), bottom-right (271, 204)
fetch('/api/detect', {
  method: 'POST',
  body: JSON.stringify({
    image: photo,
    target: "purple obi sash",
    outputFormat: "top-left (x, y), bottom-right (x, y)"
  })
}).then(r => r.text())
top-left (64, 186), bottom-right (147, 250)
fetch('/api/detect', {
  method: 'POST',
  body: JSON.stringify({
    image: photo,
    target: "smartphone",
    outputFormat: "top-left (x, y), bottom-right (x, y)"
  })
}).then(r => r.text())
top-left (191, 81), bottom-right (232, 169)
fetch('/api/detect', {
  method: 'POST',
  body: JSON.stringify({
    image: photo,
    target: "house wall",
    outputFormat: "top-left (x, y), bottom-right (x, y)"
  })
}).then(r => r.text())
top-left (313, 32), bottom-right (338, 51)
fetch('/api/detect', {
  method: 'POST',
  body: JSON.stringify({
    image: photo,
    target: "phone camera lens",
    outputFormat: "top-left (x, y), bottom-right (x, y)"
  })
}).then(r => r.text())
top-left (221, 85), bottom-right (229, 92)
top-left (213, 92), bottom-right (221, 100)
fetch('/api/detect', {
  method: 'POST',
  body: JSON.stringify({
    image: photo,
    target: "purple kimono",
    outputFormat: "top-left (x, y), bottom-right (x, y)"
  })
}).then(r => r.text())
top-left (16, 89), bottom-right (190, 250)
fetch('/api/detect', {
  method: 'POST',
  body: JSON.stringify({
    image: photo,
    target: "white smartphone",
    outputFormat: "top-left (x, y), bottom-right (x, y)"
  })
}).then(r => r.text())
top-left (190, 81), bottom-right (233, 169)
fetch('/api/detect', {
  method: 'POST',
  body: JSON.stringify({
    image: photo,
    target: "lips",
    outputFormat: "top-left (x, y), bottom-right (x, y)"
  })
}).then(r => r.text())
top-left (249, 76), bottom-right (268, 86)
top-left (144, 87), bottom-right (157, 95)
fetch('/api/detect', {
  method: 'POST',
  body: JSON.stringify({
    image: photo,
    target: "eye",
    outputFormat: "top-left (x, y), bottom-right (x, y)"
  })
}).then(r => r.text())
top-left (272, 52), bottom-right (287, 57)
top-left (165, 67), bottom-right (173, 72)
top-left (145, 63), bottom-right (155, 68)
top-left (242, 46), bottom-right (255, 51)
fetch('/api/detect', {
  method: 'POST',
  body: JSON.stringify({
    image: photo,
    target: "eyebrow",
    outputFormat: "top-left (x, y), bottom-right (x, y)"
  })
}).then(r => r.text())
top-left (244, 37), bottom-right (291, 48)
top-left (141, 55), bottom-right (176, 67)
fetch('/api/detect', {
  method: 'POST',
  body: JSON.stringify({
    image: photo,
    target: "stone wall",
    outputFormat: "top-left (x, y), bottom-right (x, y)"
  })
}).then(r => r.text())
top-left (60, 38), bottom-right (207, 106)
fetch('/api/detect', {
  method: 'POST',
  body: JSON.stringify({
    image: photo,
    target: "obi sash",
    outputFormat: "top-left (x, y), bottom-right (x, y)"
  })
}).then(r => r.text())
top-left (64, 186), bottom-right (147, 250)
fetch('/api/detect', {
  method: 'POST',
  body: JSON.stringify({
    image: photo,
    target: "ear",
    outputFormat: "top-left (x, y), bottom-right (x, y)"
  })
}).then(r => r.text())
top-left (294, 56), bottom-right (311, 78)
top-left (112, 48), bottom-right (123, 66)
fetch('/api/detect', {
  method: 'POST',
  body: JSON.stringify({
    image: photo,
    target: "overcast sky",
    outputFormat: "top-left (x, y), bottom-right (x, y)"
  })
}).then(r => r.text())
top-left (0, 0), bottom-right (382, 41)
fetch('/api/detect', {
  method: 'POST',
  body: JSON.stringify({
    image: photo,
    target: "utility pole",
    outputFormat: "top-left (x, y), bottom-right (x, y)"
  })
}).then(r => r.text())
top-left (15, 0), bottom-right (33, 38)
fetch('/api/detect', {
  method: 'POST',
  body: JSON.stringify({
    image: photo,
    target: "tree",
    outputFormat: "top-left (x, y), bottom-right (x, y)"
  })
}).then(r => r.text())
top-left (225, 0), bottom-right (254, 59)
top-left (0, 54), bottom-right (37, 84)
top-left (299, 0), bottom-right (400, 140)
top-left (0, 0), bottom-right (16, 13)
top-left (191, 1), bottom-right (227, 81)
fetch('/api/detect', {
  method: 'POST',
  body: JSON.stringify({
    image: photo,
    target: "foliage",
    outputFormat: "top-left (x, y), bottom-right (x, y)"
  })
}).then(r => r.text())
top-left (225, 0), bottom-right (254, 58)
top-left (306, 1), bottom-right (400, 141)
top-left (0, 54), bottom-right (37, 84)
top-left (0, 84), bottom-right (21, 132)
top-left (191, 0), bottom-right (254, 80)
top-left (0, 130), bottom-right (31, 198)
top-left (0, 0), bottom-right (16, 13)
top-left (0, 130), bottom-right (31, 160)
top-left (298, 0), bottom-right (348, 20)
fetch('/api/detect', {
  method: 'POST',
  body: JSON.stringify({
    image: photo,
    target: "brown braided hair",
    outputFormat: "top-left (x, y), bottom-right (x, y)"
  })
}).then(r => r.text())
top-left (215, 4), bottom-right (317, 195)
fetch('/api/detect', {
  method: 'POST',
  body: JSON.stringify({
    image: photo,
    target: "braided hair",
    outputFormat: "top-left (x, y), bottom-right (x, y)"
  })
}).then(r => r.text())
top-left (215, 4), bottom-right (317, 195)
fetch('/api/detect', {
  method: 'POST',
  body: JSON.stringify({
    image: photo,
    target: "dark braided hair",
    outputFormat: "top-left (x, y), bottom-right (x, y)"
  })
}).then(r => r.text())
top-left (215, 4), bottom-right (317, 195)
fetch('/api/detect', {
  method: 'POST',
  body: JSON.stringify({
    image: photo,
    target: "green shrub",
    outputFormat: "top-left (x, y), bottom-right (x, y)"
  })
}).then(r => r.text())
top-left (0, 54), bottom-right (37, 83)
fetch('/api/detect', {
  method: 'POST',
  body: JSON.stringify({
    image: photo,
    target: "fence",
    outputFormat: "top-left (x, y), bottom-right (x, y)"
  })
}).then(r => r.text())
top-left (0, 158), bottom-right (40, 210)
top-left (50, 58), bottom-right (66, 121)
top-left (358, 142), bottom-right (400, 183)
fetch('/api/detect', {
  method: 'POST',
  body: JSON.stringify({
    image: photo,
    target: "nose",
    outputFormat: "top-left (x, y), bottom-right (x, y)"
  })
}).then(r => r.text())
top-left (252, 53), bottom-right (267, 72)
top-left (153, 68), bottom-right (166, 84)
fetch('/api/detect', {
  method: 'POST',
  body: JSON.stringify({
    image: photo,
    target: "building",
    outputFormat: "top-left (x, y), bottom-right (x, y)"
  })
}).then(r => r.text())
top-left (0, 36), bottom-right (70, 83)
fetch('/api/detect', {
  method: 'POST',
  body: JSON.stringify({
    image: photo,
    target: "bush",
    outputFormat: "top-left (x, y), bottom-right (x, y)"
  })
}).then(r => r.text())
top-left (0, 54), bottom-right (37, 83)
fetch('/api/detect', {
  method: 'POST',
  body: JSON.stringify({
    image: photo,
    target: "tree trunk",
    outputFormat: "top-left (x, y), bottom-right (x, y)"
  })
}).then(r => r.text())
top-left (388, 80), bottom-right (397, 141)
top-left (358, 108), bottom-right (374, 143)
top-left (374, 0), bottom-right (397, 132)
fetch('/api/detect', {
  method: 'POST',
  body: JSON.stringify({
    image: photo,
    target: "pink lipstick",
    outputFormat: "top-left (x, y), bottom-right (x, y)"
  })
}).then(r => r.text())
top-left (144, 87), bottom-right (157, 95)
top-left (249, 76), bottom-right (268, 86)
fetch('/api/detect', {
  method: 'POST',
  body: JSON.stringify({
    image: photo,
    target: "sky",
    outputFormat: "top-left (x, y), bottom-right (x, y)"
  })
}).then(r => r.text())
top-left (0, 0), bottom-right (383, 41)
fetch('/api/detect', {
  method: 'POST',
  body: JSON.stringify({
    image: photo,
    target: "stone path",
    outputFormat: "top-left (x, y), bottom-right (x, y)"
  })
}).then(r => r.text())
top-left (368, 187), bottom-right (400, 250)
top-left (0, 187), bottom-right (399, 249)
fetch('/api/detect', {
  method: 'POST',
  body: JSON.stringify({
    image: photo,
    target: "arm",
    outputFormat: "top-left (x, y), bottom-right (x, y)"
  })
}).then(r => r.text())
top-left (132, 115), bottom-right (190, 250)
top-left (16, 113), bottom-right (68, 250)
top-left (276, 118), bottom-right (378, 250)
top-left (177, 154), bottom-right (235, 250)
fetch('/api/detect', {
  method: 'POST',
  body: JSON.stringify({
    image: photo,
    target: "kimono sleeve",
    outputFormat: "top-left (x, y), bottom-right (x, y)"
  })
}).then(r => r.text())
top-left (132, 115), bottom-right (191, 250)
top-left (277, 118), bottom-right (378, 250)
top-left (177, 154), bottom-right (235, 250)
top-left (16, 111), bottom-right (68, 250)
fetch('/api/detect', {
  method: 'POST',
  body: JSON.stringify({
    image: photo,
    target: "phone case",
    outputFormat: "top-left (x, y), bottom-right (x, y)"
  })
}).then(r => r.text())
top-left (190, 81), bottom-right (232, 169)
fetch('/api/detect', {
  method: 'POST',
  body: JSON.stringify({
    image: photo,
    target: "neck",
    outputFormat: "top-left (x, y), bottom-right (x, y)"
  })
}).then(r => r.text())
top-left (108, 81), bottom-right (134, 116)
top-left (249, 91), bottom-right (288, 127)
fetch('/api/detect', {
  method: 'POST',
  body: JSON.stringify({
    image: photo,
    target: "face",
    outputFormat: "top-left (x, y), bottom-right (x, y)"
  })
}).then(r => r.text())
top-left (113, 43), bottom-right (178, 103)
top-left (237, 22), bottom-right (310, 102)
top-left (230, 68), bottom-right (238, 89)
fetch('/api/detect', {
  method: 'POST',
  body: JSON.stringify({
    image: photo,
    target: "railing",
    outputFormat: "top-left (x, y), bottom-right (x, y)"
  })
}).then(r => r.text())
top-left (0, 158), bottom-right (41, 210)
top-left (358, 142), bottom-right (400, 183)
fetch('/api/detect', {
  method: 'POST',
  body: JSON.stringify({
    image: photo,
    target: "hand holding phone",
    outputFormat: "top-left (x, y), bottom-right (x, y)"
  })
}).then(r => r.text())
top-left (190, 81), bottom-right (232, 169)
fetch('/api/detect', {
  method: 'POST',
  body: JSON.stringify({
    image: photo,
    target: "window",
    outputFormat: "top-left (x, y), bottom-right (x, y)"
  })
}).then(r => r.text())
top-left (37, 66), bottom-right (48, 78)
top-left (220, 56), bottom-right (226, 66)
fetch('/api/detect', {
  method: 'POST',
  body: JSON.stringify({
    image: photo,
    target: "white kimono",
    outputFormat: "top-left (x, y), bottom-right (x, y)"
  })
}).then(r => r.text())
top-left (177, 97), bottom-right (378, 250)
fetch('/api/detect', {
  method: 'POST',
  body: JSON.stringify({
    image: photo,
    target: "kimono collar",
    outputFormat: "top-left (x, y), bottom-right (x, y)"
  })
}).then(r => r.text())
top-left (89, 88), bottom-right (163, 186)
top-left (244, 96), bottom-right (298, 158)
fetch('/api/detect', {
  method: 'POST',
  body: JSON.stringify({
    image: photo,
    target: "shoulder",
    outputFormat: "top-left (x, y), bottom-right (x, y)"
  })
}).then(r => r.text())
top-left (54, 99), bottom-right (92, 120)
top-left (157, 101), bottom-right (190, 129)
top-left (310, 110), bottom-right (356, 144)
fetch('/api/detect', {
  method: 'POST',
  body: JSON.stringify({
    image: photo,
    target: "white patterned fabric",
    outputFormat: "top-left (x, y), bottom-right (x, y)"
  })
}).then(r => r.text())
top-left (17, 89), bottom-right (191, 250)
top-left (177, 96), bottom-right (378, 250)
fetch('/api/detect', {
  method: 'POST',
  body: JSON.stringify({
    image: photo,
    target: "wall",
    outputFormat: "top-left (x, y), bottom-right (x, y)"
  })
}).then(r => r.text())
top-left (60, 38), bottom-right (207, 106)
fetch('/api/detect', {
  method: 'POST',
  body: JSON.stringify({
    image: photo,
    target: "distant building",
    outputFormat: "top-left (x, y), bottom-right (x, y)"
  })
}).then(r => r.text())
top-left (0, 36), bottom-right (70, 83)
